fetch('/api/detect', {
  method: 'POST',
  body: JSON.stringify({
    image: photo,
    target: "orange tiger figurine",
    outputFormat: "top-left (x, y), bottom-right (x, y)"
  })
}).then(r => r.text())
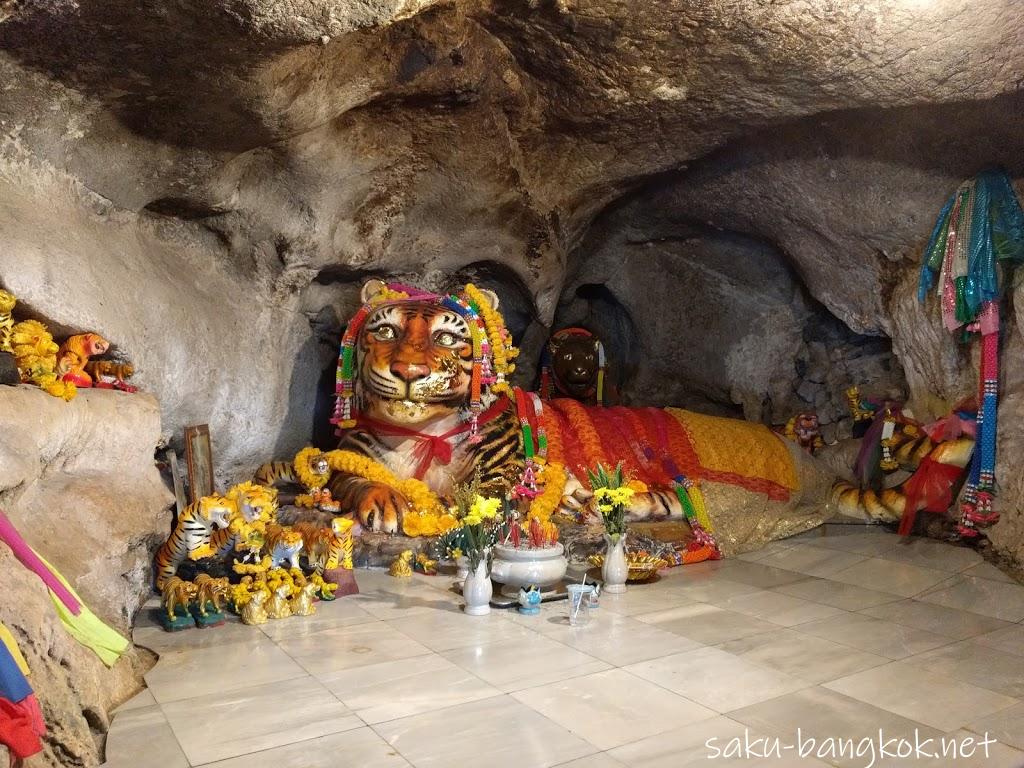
top-left (56, 333), bottom-right (110, 387)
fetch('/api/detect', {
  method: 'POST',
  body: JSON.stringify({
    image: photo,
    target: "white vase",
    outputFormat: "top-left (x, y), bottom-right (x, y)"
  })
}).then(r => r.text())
top-left (455, 557), bottom-right (470, 582)
top-left (462, 559), bottom-right (493, 616)
top-left (602, 532), bottom-right (628, 594)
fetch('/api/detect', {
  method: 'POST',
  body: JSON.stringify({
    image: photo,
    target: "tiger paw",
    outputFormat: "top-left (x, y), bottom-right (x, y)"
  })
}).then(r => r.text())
top-left (353, 482), bottom-right (409, 534)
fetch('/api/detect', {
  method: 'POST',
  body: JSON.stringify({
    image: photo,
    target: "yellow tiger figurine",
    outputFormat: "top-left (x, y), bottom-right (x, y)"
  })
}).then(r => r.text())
top-left (153, 495), bottom-right (235, 590)
top-left (193, 574), bottom-right (231, 617)
top-left (161, 577), bottom-right (197, 622)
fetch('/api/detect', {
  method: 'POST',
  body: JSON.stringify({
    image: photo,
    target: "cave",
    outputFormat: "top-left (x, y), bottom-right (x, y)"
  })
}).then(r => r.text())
top-left (2, 1), bottom-right (1024, 766)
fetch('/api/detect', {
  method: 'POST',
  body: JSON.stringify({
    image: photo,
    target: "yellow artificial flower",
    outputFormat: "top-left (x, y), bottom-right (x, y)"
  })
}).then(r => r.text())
top-left (463, 513), bottom-right (482, 527)
top-left (451, 547), bottom-right (463, 560)
top-left (471, 495), bottom-right (501, 520)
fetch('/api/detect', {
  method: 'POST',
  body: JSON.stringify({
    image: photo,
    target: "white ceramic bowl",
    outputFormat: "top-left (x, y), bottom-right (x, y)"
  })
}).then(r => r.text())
top-left (490, 543), bottom-right (568, 596)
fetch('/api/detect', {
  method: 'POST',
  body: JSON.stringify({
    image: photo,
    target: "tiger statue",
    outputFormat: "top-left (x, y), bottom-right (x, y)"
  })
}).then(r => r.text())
top-left (193, 573), bottom-right (231, 617)
top-left (830, 423), bottom-right (975, 527)
top-left (161, 576), bottom-right (197, 621)
top-left (154, 495), bottom-right (236, 590)
top-left (291, 518), bottom-right (355, 572)
top-left (322, 280), bottom-right (830, 555)
top-left (264, 525), bottom-right (304, 570)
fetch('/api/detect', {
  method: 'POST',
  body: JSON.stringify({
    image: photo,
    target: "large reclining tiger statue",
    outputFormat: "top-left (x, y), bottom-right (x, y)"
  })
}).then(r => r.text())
top-left (314, 280), bottom-right (832, 556)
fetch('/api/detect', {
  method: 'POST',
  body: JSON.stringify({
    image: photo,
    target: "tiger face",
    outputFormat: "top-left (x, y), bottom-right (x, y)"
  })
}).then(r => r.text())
top-left (199, 495), bottom-right (235, 530)
top-left (358, 302), bottom-right (473, 425)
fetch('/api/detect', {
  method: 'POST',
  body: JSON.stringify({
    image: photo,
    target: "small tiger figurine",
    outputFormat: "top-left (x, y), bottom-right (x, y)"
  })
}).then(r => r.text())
top-left (161, 576), bottom-right (197, 622)
top-left (291, 517), bottom-right (355, 572)
top-left (86, 359), bottom-right (137, 392)
top-left (193, 574), bottom-right (231, 617)
top-left (264, 525), bottom-right (304, 570)
top-left (154, 495), bottom-right (236, 590)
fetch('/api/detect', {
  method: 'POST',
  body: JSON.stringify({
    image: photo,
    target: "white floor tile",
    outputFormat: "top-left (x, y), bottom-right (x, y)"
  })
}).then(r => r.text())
top-left (748, 544), bottom-right (869, 578)
top-left (857, 599), bottom-right (1013, 640)
top-left (386, 607), bottom-right (534, 652)
top-left (200, 726), bottom-right (412, 767)
top-left (318, 654), bottom-right (501, 723)
top-left (795, 612), bottom-right (953, 660)
top-left (728, 686), bottom-right (945, 768)
top-left (774, 577), bottom-right (902, 611)
top-left (875, 538), bottom-right (983, 572)
top-left (902, 640), bottom-right (1024, 698)
top-left (512, 668), bottom-right (716, 750)
top-left (539, 610), bottom-right (704, 667)
top-left (974, 623), bottom-right (1024, 656)
top-left (966, 702), bottom-right (1024, 751)
top-left (277, 620), bottom-right (433, 676)
top-left (144, 637), bottom-right (307, 703)
top-left (442, 633), bottom-right (609, 692)
top-left (717, 629), bottom-right (888, 684)
top-left (635, 603), bottom-right (781, 644)
top-left (102, 705), bottom-right (188, 768)
top-left (373, 695), bottom-right (598, 768)
top-left (824, 662), bottom-right (1019, 732)
top-left (962, 561), bottom-right (1019, 584)
top-left (625, 646), bottom-right (809, 713)
top-left (827, 557), bottom-right (950, 598)
top-left (258, 598), bottom-right (378, 641)
top-left (918, 575), bottom-right (1024, 621)
top-left (712, 589), bottom-right (846, 627)
top-left (162, 675), bottom-right (361, 765)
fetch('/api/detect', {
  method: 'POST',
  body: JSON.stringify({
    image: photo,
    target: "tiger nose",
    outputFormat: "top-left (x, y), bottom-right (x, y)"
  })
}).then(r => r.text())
top-left (390, 361), bottom-right (431, 382)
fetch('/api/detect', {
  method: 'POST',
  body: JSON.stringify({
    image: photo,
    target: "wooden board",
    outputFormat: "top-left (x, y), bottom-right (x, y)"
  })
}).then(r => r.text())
top-left (184, 424), bottom-right (214, 504)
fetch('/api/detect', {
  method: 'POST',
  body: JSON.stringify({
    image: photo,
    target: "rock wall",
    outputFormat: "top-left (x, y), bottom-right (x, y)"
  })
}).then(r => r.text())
top-left (1, 0), bottom-right (1023, 563)
top-left (0, 387), bottom-right (171, 766)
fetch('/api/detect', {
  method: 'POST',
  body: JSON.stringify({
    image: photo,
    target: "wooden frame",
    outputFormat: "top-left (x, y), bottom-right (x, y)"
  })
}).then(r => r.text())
top-left (184, 424), bottom-right (214, 504)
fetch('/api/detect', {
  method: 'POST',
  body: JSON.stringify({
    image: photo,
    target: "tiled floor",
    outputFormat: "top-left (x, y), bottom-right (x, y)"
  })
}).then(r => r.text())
top-left (105, 526), bottom-right (1024, 767)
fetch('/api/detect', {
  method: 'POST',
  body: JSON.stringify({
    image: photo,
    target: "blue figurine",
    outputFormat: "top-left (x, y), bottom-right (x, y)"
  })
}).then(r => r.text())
top-left (517, 585), bottom-right (542, 615)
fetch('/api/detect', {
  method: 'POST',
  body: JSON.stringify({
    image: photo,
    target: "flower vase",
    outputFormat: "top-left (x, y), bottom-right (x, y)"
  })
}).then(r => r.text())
top-left (602, 532), bottom-right (628, 594)
top-left (462, 559), bottom-right (492, 616)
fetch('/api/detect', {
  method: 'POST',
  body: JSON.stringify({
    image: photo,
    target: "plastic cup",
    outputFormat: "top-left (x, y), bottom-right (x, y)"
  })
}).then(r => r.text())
top-left (567, 584), bottom-right (594, 626)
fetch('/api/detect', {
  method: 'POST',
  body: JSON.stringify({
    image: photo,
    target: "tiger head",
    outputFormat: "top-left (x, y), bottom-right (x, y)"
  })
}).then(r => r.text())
top-left (199, 495), bottom-right (236, 530)
top-left (355, 279), bottom-right (500, 426)
top-left (227, 481), bottom-right (278, 524)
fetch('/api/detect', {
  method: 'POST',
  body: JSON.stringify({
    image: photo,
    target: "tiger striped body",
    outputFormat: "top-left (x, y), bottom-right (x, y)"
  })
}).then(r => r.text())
top-left (194, 574), bottom-right (231, 616)
top-left (264, 525), bottom-right (304, 570)
top-left (253, 461), bottom-right (299, 489)
top-left (291, 518), bottom-right (355, 572)
top-left (161, 576), bottom-right (197, 621)
top-left (154, 496), bottom-right (235, 590)
top-left (831, 435), bottom-right (975, 523)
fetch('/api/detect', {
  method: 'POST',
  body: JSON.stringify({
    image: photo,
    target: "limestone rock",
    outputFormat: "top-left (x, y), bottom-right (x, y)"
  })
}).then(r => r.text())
top-left (0, 387), bottom-right (171, 766)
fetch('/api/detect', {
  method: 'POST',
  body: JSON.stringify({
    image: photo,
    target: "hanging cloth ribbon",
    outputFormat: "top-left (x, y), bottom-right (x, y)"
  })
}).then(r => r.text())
top-left (915, 168), bottom-right (1024, 538)
top-left (355, 397), bottom-right (509, 480)
top-left (0, 511), bottom-right (128, 667)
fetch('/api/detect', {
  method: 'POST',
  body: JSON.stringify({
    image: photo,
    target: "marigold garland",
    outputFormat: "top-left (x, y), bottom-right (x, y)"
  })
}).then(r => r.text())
top-left (556, 399), bottom-right (607, 473)
top-left (294, 446), bottom-right (330, 490)
top-left (464, 283), bottom-right (517, 393)
top-left (528, 462), bottom-right (567, 522)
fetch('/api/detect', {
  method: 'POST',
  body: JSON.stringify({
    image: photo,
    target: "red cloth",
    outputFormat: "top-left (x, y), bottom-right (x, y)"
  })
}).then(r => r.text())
top-left (355, 397), bottom-right (509, 479)
top-left (898, 456), bottom-right (966, 537)
top-left (0, 695), bottom-right (44, 760)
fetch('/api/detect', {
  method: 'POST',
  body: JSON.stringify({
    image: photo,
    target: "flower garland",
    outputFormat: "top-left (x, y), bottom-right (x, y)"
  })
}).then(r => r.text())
top-left (527, 462), bottom-right (566, 522)
top-left (324, 449), bottom-right (445, 516)
top-left (556, 399), bottom-right (607, 474)
top-left (464, 283), bottom-right (517, 395)
top-left (293, 446), bottom-right (330, 491)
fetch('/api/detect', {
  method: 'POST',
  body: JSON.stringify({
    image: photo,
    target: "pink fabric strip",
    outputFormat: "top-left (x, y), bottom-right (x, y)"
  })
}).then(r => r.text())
top-left (0, 512), bottom-right (81, 615)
